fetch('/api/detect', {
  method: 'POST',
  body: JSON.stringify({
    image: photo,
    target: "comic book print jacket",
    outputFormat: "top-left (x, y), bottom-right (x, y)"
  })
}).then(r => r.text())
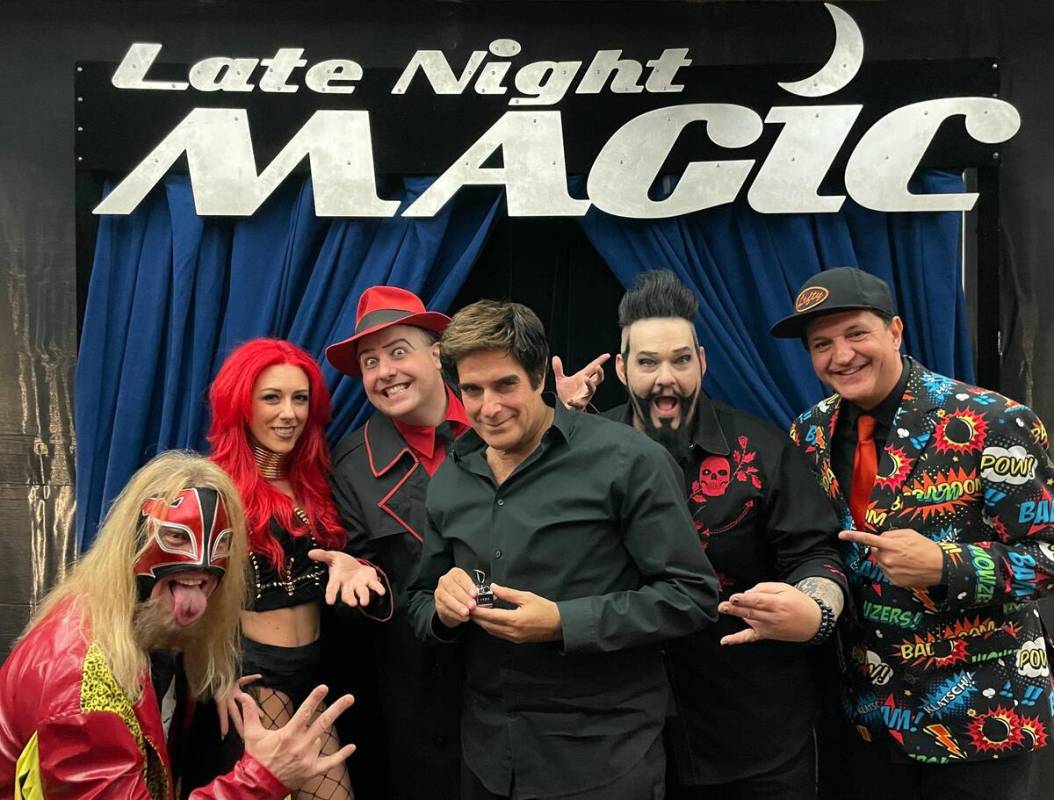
top-left (790, 358), bottom-right (1054, 764)
top-left (0, 599), bottom-right (289, 799)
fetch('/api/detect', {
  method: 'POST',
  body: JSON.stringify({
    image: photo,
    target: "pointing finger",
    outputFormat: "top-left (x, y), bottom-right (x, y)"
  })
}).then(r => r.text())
top-left (583, 352), bottom-right (611, 373)
top-left (839, 530), bottom-right (887, 548)
top-left (551, 355), bottom-right (568, 381)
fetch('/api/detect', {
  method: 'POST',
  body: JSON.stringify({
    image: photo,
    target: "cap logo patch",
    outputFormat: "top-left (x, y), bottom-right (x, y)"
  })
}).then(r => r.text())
top-left (795, 286), bottom-right (830, 313)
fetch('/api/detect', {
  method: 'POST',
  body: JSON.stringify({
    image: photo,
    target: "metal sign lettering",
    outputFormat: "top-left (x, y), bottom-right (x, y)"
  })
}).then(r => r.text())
top-left (90, 4), bottom-right (1020, 219)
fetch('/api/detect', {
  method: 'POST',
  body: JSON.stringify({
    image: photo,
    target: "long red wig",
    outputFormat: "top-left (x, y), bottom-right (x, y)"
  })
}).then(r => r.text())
top-left (207, 338), bottom-right (345, 568)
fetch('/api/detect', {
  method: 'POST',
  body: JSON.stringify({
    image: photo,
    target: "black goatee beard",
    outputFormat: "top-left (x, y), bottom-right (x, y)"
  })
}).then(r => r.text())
top-left (628, 390), bottom-right (697, 468)
top-left (133, 595), bottom-right (203, 653)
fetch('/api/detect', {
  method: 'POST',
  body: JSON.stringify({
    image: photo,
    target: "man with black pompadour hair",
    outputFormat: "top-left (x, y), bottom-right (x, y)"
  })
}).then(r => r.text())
top-left (557, 269), bottom-right (849, 799)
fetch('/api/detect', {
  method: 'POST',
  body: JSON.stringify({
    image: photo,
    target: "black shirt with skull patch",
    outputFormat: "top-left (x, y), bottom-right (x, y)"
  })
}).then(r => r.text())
top-left (606, 397), bottom-right (848, 786)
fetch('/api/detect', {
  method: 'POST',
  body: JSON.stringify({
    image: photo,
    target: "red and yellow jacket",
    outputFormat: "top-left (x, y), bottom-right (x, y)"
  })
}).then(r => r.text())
top-left (0, 600), bottom-right (289, 799)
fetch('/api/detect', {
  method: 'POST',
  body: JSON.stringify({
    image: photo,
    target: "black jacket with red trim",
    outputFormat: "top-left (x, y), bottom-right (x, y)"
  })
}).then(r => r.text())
top-left (329, 407), bottom-right (463, 800)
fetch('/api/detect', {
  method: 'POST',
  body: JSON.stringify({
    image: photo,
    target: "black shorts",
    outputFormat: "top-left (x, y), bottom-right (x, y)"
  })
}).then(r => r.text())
top-left (240, 636), bottom-right (323, 709)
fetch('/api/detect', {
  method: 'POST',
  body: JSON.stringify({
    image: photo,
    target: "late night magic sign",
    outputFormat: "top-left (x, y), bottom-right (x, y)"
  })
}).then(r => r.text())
top-left (88, 4), bottom-right (1019, 219)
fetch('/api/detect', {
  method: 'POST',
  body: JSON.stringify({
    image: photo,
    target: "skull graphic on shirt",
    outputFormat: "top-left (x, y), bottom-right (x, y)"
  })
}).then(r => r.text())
top-left (697, 455), bottom-right (731, 496)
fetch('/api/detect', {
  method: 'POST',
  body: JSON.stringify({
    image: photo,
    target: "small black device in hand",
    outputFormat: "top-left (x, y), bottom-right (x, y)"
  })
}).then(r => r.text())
top-left (474, 569), bottom-right (495, 608)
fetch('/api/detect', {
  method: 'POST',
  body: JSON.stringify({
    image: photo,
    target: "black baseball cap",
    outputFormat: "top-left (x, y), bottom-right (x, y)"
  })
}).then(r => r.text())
top-left (770, 267), bottom-right (897, 339)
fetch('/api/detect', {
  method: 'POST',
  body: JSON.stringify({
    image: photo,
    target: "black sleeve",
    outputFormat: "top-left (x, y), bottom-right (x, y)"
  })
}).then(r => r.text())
top-left (407, 503), bottom-right (462, 644)
top-left (766, 438), bottom-right (849, 601)
top-left (557, 442), bottom-right (720, 653)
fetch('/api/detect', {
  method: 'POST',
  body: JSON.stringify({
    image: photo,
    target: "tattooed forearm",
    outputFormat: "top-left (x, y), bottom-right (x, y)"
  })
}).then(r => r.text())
top-left (795, 576), bottom-right (845, 618)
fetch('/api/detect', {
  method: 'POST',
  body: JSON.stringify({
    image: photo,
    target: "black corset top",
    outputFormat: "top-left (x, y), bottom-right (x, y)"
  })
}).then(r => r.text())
top-left (248, 517), bottom-right (327, 612)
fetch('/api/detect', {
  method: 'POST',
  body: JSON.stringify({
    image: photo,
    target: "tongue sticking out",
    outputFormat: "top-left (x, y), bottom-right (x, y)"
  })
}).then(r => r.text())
top-left (170, 581), bottom-right (209, 626)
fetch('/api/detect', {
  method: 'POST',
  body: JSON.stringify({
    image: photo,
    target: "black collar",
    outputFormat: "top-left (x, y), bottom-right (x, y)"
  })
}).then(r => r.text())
top-left (615, 392), bottom-right (730, 456)
top-left (363, 410), bottom-right (414, 476)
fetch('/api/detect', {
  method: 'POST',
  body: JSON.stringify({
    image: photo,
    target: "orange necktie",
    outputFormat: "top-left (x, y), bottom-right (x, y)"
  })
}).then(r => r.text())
top-left (850, 414), bottom-right (877, 530)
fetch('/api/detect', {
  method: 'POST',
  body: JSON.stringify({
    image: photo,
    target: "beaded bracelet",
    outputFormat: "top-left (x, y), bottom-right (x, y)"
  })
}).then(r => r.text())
top-left (806, 596), bottom-right (836, 646)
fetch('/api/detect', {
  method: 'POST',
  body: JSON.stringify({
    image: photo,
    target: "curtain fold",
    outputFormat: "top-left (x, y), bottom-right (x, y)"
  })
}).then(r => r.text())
top-left (578, 171), bottom-right (973, 427)
top-left (76, 175), bottom-right (501, 549)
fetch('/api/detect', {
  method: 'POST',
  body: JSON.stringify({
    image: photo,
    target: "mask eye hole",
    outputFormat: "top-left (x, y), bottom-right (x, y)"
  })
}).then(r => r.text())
top-left (152, 522), bottom-right (198, 558)
top-left (211, 529), bottom-right (232, 563)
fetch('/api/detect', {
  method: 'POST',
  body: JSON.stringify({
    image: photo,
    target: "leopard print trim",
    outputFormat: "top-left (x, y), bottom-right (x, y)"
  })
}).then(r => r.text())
top-left (79, 643), bottom-right (169, 799)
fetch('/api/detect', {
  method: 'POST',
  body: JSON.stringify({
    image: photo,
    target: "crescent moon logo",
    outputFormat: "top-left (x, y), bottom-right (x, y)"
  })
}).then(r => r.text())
top-left (779, 3), bottom-right (864, 98)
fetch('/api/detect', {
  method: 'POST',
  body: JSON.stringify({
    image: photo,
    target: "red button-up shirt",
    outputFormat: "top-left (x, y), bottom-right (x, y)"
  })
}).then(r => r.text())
top-left (393, 387), bottom-right (470, 476)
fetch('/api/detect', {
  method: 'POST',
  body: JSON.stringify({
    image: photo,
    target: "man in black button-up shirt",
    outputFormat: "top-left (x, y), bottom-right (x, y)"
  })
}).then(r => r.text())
top-left (408, 300), bottom-right (719, 800)
top-left (559, 271), bottom-right (849, 799)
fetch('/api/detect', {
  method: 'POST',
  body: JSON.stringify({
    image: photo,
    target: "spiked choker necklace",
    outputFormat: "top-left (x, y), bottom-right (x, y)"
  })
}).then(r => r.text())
top-left (253, 443), bottom-right (291, 480)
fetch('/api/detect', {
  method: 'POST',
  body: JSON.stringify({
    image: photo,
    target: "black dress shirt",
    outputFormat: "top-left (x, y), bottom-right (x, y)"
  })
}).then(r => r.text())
top-left (831, 356), bottom-right (911, 500)
top-left (607, 397), bottom-right (848, 785)
top-left (408, 402), bottom-right (719, 798)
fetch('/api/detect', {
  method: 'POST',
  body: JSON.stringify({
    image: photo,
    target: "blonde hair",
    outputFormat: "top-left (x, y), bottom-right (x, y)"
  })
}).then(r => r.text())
top-left (30, 451), bottom-right (248, 701)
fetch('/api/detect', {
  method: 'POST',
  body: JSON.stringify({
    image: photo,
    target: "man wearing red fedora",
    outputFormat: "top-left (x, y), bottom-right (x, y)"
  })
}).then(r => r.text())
top-left (326, 285), bottom-right (468, 800)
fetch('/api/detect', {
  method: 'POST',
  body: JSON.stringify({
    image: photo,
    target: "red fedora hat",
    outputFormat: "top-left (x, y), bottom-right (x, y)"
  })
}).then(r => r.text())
top-left (326, 285), bottom-right (450, 376)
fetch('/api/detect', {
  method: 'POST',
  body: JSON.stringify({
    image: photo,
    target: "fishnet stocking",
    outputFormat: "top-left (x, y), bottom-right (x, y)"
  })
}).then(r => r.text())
top-left (252, 687), bottom-right (354, 800)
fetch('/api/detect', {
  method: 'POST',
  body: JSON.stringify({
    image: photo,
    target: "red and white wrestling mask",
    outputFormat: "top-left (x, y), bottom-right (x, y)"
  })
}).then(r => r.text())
top-left (134, 487), bottom-right (232, 601)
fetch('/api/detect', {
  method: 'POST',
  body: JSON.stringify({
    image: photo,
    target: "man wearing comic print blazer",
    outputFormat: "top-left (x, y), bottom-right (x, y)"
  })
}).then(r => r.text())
top-left (773, 267), bottom-right (1054, 800)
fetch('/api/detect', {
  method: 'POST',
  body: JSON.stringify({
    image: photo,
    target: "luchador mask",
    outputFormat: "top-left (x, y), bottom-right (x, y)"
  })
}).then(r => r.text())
top-left (134, 487), bottom-right (232, 600)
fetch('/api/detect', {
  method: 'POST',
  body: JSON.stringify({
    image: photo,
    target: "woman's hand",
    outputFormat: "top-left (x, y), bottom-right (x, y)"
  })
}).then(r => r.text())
top-left (309, 549), bottom-right (387, 606)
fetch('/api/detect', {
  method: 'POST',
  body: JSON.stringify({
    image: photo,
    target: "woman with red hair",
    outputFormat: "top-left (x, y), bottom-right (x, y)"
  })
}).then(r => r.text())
top-left (208, 338), bottom-right (387, 800)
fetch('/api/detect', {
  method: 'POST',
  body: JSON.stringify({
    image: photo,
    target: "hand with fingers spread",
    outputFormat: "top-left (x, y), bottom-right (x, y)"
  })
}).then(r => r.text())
top-left (470, 583), bottom-right (562, 644)
top-left (309, 549), bottom-right (387, 607)
top-left (215, 673), bottom-right (262, 738)
top-left (434, 567), bottom-right (478, 628)
top-left (553, 353), bottom-right (610, 411)
top-left (839, 528), bottom-right (943, 588)
top-left (229, 684), bottom-right (357, 791)
top-left (718, 582), bottom-right (822, 646)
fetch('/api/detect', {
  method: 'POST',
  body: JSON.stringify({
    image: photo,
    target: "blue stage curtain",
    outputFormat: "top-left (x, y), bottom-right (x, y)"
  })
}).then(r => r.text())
top-left (76, 175), bottom-right (501, 549)
top-left (579, 171), bottom-right (974, 427)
